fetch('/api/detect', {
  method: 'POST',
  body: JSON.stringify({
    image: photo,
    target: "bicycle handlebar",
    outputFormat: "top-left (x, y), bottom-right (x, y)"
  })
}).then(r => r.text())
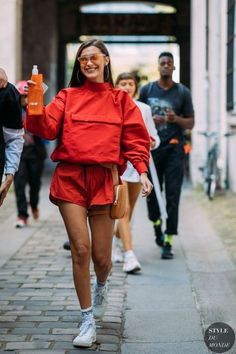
top-left (198, 131), bottom-right (236, 138)
top-left (198, 131), bottom-right (218, 138)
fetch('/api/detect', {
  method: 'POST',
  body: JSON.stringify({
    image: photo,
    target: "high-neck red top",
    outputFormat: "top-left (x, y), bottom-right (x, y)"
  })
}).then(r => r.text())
top-left (26, 80), bottom-right (150, 175)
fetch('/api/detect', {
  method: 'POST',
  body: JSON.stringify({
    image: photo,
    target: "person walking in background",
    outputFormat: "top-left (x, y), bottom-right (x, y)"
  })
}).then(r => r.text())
top-left (0, 70), bottom-right (24, 206)
top-left (14, 81), bottom-right (47, 227)
top-left (26, 39), bottom-right (153, 348)
top-left (112, 72), bottom-right (160, 273)
top-left (139, 52), bottom-right (194, 259)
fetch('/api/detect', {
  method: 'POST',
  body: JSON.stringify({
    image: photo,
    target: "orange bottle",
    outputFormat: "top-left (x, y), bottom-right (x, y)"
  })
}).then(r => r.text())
top-left (28, 65), bottom-right (43, 115)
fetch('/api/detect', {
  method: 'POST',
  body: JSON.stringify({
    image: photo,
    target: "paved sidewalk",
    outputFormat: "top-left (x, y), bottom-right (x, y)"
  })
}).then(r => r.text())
top-left (0, 176), bottom-right (236, 354)
top-left (121, 187), bottom-right (236, 354)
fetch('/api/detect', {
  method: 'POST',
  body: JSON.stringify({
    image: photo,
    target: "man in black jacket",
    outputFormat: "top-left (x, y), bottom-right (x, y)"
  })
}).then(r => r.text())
top-left (14, 81), bottom-right (47, 227)
top-left (0, 68), bottom-right (24, 206)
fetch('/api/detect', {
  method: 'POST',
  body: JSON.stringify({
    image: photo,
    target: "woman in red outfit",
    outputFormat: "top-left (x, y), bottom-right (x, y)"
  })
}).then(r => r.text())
top-left (26, 39), bottom-right (152, 348)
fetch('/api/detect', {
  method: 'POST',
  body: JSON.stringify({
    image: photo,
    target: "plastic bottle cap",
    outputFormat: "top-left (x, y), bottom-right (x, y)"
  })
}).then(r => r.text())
top-left (32, 65), bottom-right (38, 75)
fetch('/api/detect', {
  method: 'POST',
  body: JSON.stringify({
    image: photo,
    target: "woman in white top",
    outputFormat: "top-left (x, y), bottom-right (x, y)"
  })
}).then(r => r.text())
top-left (113, 72), bottom-right (160, 273)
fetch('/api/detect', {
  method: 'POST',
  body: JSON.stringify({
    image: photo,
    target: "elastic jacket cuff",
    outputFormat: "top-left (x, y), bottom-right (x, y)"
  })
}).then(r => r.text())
top-left (133, 161), bottom-right (148, 175)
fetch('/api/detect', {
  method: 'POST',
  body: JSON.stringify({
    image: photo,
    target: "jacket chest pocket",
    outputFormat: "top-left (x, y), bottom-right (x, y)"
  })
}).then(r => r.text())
top-left (70, 113), bottom-right (122, 143)
top-left (64, 113), bottom-right (122, 161)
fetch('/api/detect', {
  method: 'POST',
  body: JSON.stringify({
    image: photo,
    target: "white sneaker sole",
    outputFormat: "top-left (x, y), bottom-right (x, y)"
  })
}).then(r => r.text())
top-left (93, 305), bottom-right (107, 319)
top-left (112, 254), bottom-right (123, 263)
top-left (73, 334), bottom-right (96, 347)
top-left (123, 264), bottom-right (141, 274)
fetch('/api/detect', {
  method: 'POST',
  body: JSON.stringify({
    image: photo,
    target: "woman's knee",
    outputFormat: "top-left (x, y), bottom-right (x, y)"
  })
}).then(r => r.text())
top-left (93, 254), bottom-right (112, 273)
top-left (71, 243), bottom-right (90, 266)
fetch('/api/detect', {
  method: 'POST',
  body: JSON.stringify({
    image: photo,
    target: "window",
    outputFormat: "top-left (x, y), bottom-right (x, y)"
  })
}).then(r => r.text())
top-left (80, 2), bottom-right (176, 14)
top-left (227, 0), bottom-right (236, 111)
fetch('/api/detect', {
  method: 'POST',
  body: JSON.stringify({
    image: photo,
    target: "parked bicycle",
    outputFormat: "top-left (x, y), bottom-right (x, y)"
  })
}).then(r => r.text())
top-left (198, 131), bottom-right (234, 200)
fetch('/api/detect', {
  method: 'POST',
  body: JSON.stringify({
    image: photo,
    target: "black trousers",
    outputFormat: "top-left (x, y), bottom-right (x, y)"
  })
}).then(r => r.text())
top-left (147, 143), bottom-right (185, 235)
top-left (0, 163), bottom-right (3, 185)
top-left (14, 158), bottom-right (44, 218)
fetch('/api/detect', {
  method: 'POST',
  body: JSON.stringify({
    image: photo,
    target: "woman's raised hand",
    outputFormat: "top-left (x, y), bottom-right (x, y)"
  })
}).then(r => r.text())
top-left (24, 80), bottom-right (36, 95)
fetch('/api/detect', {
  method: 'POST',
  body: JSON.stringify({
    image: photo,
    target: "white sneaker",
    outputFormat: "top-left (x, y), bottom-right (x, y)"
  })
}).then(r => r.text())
top-left (112, 236), bottom-right (123, 263)
top-left (14, 217), bottom-right (28, 228)
top-left (123, 251), bottom-right (141, 274)
top-left (93, 282), bottom-right (108, 319)
top-left (73, 316), bottom-right (96, 347)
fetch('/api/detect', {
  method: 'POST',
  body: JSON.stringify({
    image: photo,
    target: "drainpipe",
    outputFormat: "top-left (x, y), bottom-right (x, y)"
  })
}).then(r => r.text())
top-left (205, 0), bottom-right (210, 151)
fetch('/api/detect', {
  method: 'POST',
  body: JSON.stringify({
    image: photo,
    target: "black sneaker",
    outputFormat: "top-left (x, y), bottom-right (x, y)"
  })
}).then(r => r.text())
top-left (161, 243), bottom-right (174, 259)
top-left (153, 224), bottom-right (164, 247)
top-left (63, 241), bottom-right (70, 251)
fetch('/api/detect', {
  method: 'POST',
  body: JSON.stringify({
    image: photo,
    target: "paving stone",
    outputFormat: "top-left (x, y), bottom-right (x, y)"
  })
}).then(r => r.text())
top-left (51, 341), bottom-right (79, 350)
top-left (66, 349), bottom-right (98, 353)
top-left (25, 305), bottom-right (64, 311)
top-left (0, 305), bottom-right (24, 310)
top-left (0, 316), bottom-right (17, 322)
top-left (61, 315), bottom-right (80, 322)
top-left (45, 311), bottom-right (75, 317)
top-left (100, 343), bottom-right (119, 352)
top-left (31, 297), bottom-right (66, 301)
top-left (5, 341), bottom-right (50, 350)
top-left (97, 322), bottom-right (121, 330)
top-left (65, 306), bottom-right (80, 311)
top-left (97, 328), bottom-right (120, 336)
top-left (4, 310), bottom-right (42, 316)
top-left (0, 301), bottom-right (9, 305)
top-left (0, 322), bottom-right (36, 328)
top-left (31, 334), bottom-right (73, 341)
top-left (18, 316), bottom-right (59, 321)
top-left (102, 316), bottom-right (122, 324)
top-left (21, 283), bottom-right (54, 288)
top-left (51, 328), bottom-right (79, 335)
top-left (0, 334), bottom-right (26, 341)
top-left (18, 351), bottom-right (65, 354)
top-left (11, 328), bottom-right (50, 335)
top-left (96, 335), bottom-right (120, 344)
top-left (38, 322), bottom-right (78, 328)
top-left (6, 296), bottom-right (30, 301)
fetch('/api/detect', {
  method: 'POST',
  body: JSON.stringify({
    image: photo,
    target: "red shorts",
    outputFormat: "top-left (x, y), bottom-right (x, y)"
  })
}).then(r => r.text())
top-left (50, 162), bottom-right (114, 209)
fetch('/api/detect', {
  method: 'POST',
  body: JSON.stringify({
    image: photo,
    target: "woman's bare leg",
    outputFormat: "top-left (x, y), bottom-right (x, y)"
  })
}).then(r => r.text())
top-left (128, 182), bottom-right (142, 220)
top-left (58, 201), bottom-right (91, 309)
top-left (117, 182), bottom-right (141, 251)
top-left (89, 206), bottom-right (114, 283)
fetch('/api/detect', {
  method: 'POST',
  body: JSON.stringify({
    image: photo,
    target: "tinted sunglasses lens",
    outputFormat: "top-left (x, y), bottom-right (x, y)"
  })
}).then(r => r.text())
top-left (90, 54), bottom-right (100, 62)
top-left (78, 57), bottom-right (87, 64)
top-left (78, 54), bottom-right (103, 64)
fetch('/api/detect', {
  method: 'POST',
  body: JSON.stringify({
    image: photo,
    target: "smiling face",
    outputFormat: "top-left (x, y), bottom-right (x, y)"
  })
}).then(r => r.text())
top-left (116, 78), bottom-right (136, 98)
top-left (78, 45), bottom-right (109, 83)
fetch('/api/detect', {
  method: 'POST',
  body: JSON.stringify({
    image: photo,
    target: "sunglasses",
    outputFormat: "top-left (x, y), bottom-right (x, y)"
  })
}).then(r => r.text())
top-left (77, 53), bottom-right (106, 65)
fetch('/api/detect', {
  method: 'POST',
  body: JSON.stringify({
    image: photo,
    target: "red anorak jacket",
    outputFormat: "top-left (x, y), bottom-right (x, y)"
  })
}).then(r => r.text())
top-left (26, 80), bottom-right (150, 175)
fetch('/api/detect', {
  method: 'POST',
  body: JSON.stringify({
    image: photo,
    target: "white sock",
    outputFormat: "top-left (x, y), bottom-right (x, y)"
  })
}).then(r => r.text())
top-left (81, 306), bottom-right (93, 320)
top-left (124, 250), bottom-right (134, 258)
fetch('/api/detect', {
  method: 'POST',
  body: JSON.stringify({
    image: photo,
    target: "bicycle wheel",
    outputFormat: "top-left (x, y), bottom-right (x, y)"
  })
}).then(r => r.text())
top-left (207, 176), bottom-right (216, 200)
top-left (206, 150), bottom-right (218, 200)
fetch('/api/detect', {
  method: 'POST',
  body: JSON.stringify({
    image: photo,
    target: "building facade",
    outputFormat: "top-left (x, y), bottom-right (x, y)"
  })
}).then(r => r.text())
top-left (191, 0), bottom-right (236, 191)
